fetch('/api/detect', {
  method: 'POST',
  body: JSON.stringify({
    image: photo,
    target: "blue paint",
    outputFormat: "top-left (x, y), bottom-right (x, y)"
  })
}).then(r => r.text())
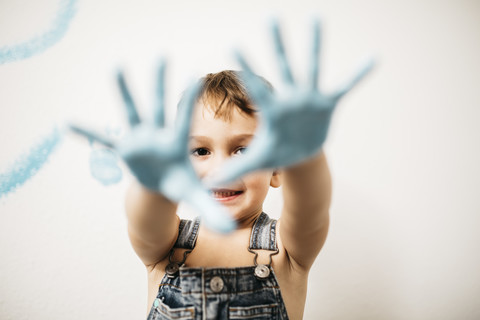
top-left (89, 148), bottom-right (123, 185)
top-left (0, 0), bottom-right (77, 64)
top-left (211, 19), bottom-right (375, 185)
top-left (0, 128), bottom-right (62, 198)
top-left (69, 62), bottom-right (236, 233)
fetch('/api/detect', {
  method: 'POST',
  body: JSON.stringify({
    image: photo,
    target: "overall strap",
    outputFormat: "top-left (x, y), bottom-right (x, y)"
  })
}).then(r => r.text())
top-left (173, 217), bottom-right (201, 249)
top-left (249, 212), bottom-right (278, 251)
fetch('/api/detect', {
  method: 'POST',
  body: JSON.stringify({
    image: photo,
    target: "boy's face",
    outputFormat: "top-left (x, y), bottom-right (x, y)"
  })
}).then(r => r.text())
top-left (189, 100), bottom-right (280, 226)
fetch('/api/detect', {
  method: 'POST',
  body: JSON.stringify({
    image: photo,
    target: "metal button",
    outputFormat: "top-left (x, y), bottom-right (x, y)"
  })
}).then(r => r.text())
top-left (210, 276), bottom-right (224, 293)
top-left (254, 265), bottom-right (270, 279)
top-left (165, 263), bottom-right (180, 278)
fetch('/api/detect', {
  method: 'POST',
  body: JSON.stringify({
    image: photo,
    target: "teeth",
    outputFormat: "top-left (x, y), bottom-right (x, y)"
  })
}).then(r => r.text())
top-left (211, 191), bottom-right (239, 198)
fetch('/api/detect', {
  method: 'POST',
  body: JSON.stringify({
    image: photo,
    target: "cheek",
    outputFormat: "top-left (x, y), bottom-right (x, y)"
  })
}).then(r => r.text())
top-left (190, 158), bottom-right (208, 178)
top-left (243, 172), bottom-right (272, 194)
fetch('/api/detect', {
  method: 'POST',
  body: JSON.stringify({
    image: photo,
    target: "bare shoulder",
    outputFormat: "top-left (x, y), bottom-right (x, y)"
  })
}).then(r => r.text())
top-left (272, 220), bottom-right (311, 320)
top-left (275, 218), bottom-right (327, 271)
top-left (272, 220), bottom-right (304, 275)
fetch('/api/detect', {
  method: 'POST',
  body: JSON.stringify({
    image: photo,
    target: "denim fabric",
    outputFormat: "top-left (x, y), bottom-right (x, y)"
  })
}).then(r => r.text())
top-left (147, 213), bottom-right (289, 320)
top-left (249, 213), bottom-right (277, 251)
top-left (175, 218), bottom-right (201, 249)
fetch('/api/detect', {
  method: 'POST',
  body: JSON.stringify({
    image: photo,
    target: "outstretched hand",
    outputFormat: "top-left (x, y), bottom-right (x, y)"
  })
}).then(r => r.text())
top-left (70, 61), bottom-right (235, 232)
top-left (211, 19), bottom-right (374, 185)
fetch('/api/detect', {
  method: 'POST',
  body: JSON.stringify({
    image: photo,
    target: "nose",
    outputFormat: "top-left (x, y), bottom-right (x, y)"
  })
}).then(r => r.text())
top-left (203, 152), bottom-right (230, 180)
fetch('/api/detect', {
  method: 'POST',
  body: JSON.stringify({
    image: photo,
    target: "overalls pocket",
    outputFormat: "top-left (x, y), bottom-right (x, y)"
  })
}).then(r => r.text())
top-left (150, 298), bottom-right (195, 320)
top-left (228, 303), bottom-right (278, 319)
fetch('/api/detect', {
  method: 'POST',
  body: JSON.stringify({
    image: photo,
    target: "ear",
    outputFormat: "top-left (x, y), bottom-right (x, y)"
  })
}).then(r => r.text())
top-left (270, 170), bottom-right (282, 188)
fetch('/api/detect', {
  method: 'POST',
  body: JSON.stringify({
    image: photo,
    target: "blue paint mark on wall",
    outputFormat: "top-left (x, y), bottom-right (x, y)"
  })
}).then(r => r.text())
top-left (0, 128), bottom-right (63, 198)
top-left (89, 148), bottom-right (123, 185)
top-left (0, 0), bottom-right (77, 64)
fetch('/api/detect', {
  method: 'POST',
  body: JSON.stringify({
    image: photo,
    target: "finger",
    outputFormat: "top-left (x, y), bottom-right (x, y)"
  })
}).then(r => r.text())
top-left (332, 57), bottom-right (375, 101)
top-left (117, 71), bottom-right (141, 127)
top-left (206, 136), bottom-right (271, 186)
top-left (309, 18), bottom-right (321, 90)
top-left (234, 50), bottom-right (272, 107)
top-left (176, 80), bottom-right (202, 147)
top-left (69, 124), bottom-right (115, 149)
top-left (187, 188), bottom-right (236, 233)
top-left (208, 157), bottom-right (259, 187)
top-left (154, 59), bottom-right (166, 128)
top-left (271, 19), bottom-right (295, 85)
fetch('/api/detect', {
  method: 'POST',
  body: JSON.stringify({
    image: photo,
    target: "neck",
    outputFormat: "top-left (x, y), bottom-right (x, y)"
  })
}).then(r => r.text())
top-left (234, 208), bottom-right (264, 230)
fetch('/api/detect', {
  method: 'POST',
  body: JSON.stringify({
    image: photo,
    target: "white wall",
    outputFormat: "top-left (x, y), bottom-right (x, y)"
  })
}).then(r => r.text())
top-left (1, 0), bottom-right (479, 319)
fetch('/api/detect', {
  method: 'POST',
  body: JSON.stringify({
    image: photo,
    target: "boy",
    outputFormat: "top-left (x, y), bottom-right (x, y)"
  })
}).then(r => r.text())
top-left (71, 20), bottom-right (372, 319)
top-left (125, 69), bottom-right (331, 320)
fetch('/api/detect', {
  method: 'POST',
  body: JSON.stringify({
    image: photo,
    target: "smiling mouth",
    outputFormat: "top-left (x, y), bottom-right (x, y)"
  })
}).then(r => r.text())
top-left (210, 189), bottom-right (244, 200)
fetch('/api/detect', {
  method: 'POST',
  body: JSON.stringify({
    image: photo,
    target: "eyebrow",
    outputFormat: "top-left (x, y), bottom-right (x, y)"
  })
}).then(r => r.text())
top-left (189, 134), bottom-right (255, 142)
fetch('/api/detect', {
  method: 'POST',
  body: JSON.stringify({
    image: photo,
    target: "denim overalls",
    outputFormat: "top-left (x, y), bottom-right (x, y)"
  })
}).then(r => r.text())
top-left (146, 212), bottom-right (290, 320)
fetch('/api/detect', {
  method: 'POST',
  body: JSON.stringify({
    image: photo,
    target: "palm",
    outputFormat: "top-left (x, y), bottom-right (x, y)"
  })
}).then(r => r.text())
top-left (70, 62), bottom-right (235, 232)
top-left (213, 20), bottom-right (374, 183)
top-left (116, 126), bottom-right (193, 196)
top-left (256, 91), bottom-right (335, 167)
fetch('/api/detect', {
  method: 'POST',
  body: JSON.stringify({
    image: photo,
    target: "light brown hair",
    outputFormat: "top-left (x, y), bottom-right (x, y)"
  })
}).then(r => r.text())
top-left (197, 70), bottom-right (273, 121)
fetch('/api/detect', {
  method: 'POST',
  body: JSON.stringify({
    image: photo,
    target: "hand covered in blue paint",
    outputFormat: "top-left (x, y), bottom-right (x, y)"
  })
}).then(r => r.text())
top-left (212, 20), bottom-right (374, 184)
top-left (70, 62), bottom-right (235, 232)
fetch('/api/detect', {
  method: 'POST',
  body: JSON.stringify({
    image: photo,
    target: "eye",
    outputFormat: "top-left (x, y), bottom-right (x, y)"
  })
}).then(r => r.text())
top-left (233, 147), bottom-right (247, 156)
top-left (191, 148), bottom-right (210, 157)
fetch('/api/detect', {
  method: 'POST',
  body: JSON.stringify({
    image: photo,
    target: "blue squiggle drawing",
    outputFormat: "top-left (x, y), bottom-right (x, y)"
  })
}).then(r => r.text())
top-left (0, 0), bottom-right (77, 64)
top-left (0, 128), bottom-right (63, 198)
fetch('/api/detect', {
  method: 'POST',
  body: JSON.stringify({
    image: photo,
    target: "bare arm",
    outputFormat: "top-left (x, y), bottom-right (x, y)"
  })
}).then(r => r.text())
top-left (125, 178), bottom-right (234, 270)
top-left (125, 182), bottom-right (180, 268)
top-left (70, 64), bottom-right (236, 266)
top-left (280, 151), bottom-right (331, 270)
top-left (213, 20), bottom-right (371, 271)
